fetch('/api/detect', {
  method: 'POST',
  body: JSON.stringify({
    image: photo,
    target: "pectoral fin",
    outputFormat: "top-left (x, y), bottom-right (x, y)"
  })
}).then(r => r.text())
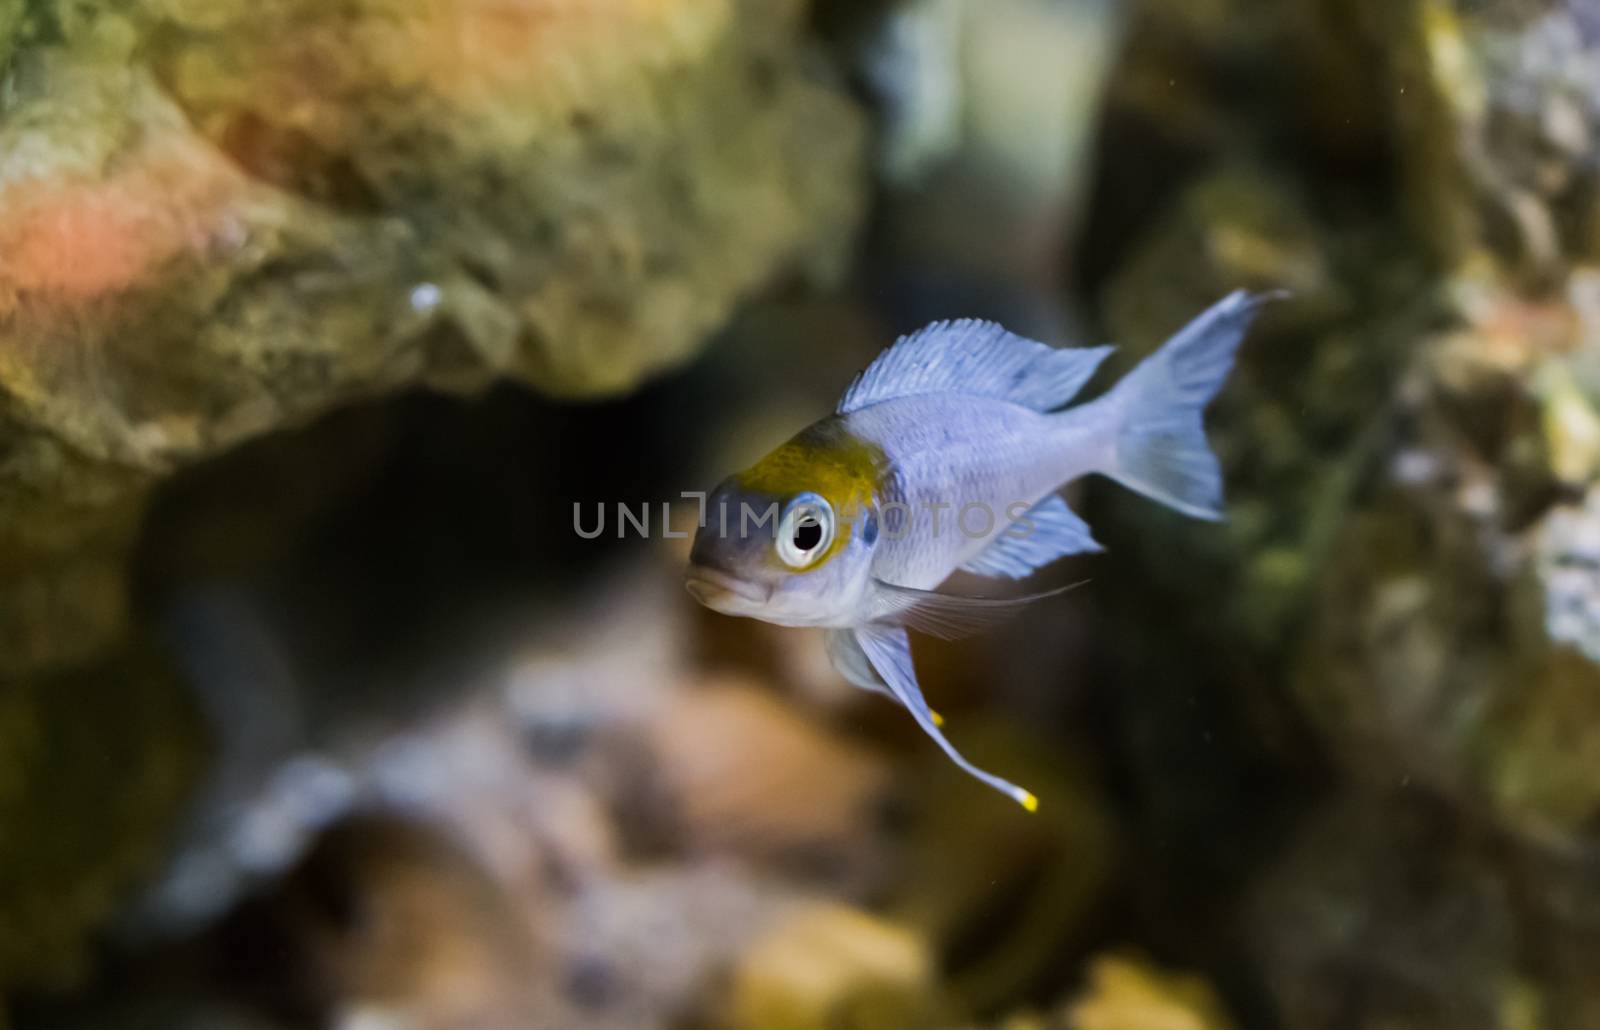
top-left (869, 578), bottom-right (1086, 639)
top-left (961, 494), bottom-right (1101, 580)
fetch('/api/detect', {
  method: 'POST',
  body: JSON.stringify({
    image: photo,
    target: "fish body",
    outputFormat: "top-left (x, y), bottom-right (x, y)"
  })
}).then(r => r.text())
top-left (686, 291), bottom-right (1278, 808)
top-left (843, 393), bottom-right (1104, 589)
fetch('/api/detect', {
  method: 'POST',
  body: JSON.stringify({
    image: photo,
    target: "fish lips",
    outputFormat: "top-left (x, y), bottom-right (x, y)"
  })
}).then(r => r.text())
top-left (684, 566), bottom-right (771, 610)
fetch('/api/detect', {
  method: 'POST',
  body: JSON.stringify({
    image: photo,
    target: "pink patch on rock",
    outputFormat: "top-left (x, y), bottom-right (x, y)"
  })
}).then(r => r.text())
top-left (0, 153), bottom-right (244, 314)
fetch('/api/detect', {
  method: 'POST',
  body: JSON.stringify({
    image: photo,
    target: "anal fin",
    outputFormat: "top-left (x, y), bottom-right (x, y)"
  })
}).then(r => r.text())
top-left (852, 625), bottom-right (1037, 811)
top-left (825, 628), bottom-right (946, 726)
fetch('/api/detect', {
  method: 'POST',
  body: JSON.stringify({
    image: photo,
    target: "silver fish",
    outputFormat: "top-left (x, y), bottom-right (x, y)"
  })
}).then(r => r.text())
top-left (686, 291), bottom-right (1278, 810)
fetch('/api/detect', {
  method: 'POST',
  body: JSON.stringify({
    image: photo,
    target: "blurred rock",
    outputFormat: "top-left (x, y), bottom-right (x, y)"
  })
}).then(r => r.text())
top-left (38, 559), bottom-right (904, 1029)
top-left (642, 678), bottom-right (893, 883)
top-left (216, 817), bottom-right (545, 1027)
top-left (0, 0), bottom-right (866, 1003)
top-left (21, 0), bottom-right (1600, 1024)
top-left (1393, 1), bottom-right (1600, 280)
top-left (1290, 274), bottom-right (1600, 848)
top-left (723, 903), bottom-right (933, 1030)
top-left (859, 0), bottom-right (1119, 211)
top-left (850, 0), bottom-right (1122, 366)
top-left (0, 0), bottom-right (864, 669)
top-left (0, 646), bottom-right (202, 995)
top-left (891, 721), bottom-right (1116, 1015)
top-left (1081, 0), bottom-right (1600, 1023)
top-left (1245, 797), bottom-right (1518, 1030)
top-left (23, 1000), bottom-right (288, 1030)
top-left (1503, 844), bottom-right (1600, 1029)
top-left (1065, 954), bottom-right (1235, 1030)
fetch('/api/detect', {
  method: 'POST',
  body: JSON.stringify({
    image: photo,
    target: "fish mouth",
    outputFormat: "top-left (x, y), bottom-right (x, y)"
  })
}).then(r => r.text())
top-left (684, 567), bottom-right (770, 608)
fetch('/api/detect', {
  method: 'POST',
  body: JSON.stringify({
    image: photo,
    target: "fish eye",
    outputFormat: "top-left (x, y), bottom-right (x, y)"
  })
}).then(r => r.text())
top-left (794, 517), bottom-right (823, 551)
top-left (777, 493), bottom-right (835, 568)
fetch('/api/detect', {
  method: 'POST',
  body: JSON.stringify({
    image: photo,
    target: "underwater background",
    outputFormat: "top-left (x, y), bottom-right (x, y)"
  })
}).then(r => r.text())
top-left (3, 0), bottom-right (1600, 1026)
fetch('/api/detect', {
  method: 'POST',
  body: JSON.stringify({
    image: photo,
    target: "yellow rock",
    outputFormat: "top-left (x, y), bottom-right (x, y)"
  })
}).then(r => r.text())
top-left (1067, 954), bottom-right (1235, 1030)
top-left (727, 903), bottom-right (934, 1030)
top-left (1538, 364), bottom-right (1600, 487)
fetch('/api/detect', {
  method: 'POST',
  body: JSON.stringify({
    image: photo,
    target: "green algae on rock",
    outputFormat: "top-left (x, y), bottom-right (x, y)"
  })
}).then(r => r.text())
top-left (0, 645), bottom-right (202, 993)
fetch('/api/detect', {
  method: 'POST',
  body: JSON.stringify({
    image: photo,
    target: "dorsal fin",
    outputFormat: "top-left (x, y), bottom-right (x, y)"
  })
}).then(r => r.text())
top-left (837, 319), bottom-right (1113, 415)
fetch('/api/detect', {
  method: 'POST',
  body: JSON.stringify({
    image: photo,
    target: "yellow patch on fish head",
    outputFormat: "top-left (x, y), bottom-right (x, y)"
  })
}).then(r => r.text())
top-left (734, 421), bottom-right (883, 569)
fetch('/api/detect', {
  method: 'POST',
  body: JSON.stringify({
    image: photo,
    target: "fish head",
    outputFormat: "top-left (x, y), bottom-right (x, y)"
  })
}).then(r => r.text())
top-left (686, 422), bottom-right (883, 626)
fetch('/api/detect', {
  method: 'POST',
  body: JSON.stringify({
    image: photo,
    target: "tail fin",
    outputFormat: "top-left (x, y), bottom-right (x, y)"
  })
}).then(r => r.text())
top-left (1099, 290), bottom-right (1280, 520)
